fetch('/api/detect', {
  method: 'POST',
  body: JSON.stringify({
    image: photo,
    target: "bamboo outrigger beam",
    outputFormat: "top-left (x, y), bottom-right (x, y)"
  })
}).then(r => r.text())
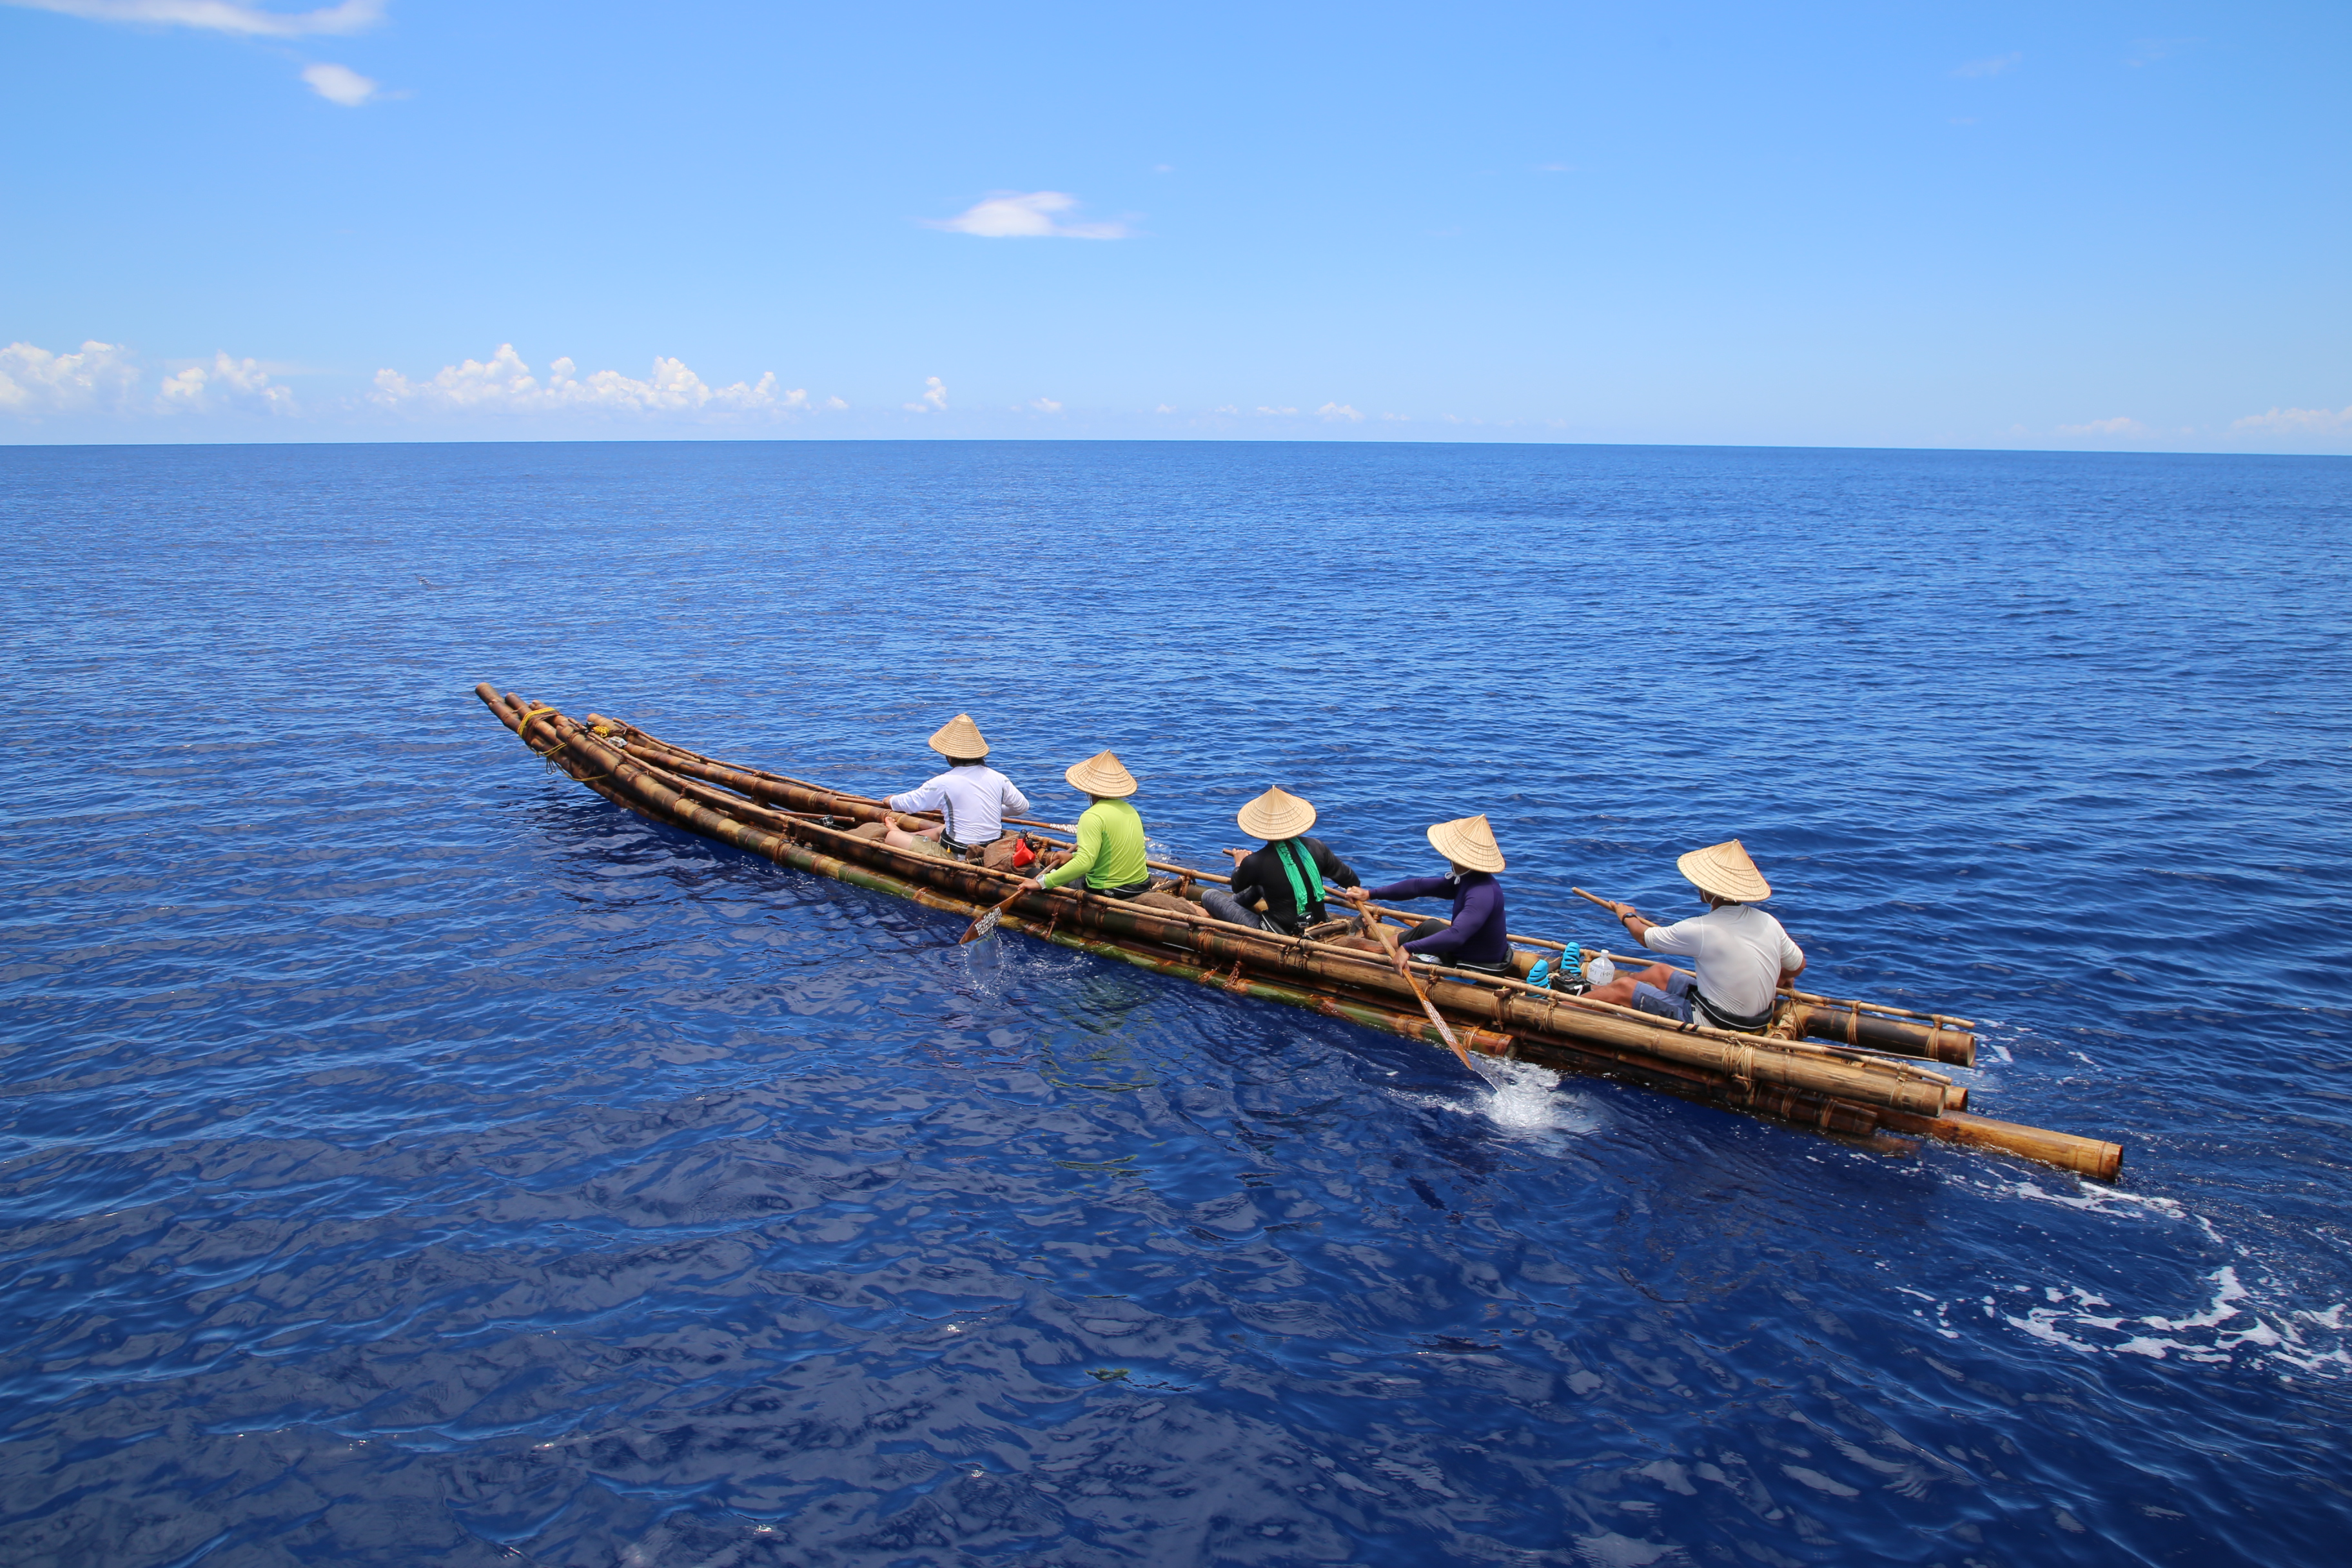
top-left (477, 687), bottom-right (2122, 1181)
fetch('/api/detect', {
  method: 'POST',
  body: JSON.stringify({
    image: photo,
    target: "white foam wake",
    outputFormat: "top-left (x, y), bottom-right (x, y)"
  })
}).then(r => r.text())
top-left (1903, 1177), bottom-right (2351, 1379)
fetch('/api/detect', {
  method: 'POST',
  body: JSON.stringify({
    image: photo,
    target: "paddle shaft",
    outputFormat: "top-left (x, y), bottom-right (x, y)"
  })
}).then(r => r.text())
top-left (1363, 915), bottom-right (1475, 1070)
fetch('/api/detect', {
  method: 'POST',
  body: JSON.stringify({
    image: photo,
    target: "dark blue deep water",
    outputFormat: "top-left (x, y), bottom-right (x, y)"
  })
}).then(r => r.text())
top-left (4, 440), bottom-right (2349, 1568)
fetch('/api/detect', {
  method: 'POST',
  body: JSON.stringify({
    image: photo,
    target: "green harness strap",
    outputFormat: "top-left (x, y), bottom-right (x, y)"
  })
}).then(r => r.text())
top-left (1271, 838), bottom-right (1325, 921)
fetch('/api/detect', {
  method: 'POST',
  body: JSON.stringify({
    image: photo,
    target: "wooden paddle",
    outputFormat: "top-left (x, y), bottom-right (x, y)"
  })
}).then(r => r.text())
top-left (1365, 917), bottom-right (1476, 1070)
top-left (1572, 886), bottom-right (1634, 918)
top-left (959, 888), bottom-right (1024, 944)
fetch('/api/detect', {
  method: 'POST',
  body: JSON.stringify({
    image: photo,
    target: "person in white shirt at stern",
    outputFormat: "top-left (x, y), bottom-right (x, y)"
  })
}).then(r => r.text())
top-left (1583, 839), bottom-right (1805, 1035)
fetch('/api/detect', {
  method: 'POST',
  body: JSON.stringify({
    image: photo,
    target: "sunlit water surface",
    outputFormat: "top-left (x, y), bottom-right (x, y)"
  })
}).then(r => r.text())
top-left (3, 441), bottom-right (2347, 1567)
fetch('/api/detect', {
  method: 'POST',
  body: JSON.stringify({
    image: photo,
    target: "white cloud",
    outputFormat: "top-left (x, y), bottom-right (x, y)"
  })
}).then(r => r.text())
top-left (0, 339), bottom-right (144, 415)
top-left (2057, 415), bottom-right (2149, 437)
top-left (300, 61), bottom-right (376, 104)
top-left (370, 344), bottom-right (807, 419)
top-left (1028, 397), bottom-right (1062, 413)
top-left (924, 191), bottom-right (1132, 240)
top-left (902, 375), bottom-right (946, 412)
top-left (1153, 404), bottom-right (1175, 414)
top-left (158, 351), bottom-right (293, 413)
top-left (2231, 404), bottom-right (2351, 437)
top-left (4, 0), bottom-right (384, 35)
top-left (1317, 402), bottom-right (1364, 423)
top-left (1950, 52), bottom-right (2022, 78)
top-left (1255, 406), bottom-right (1297, 416)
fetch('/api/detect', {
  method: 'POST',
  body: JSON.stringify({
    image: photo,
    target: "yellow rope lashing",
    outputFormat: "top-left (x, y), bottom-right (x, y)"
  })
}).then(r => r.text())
top-left (518, 704), bottom-right (562, 753)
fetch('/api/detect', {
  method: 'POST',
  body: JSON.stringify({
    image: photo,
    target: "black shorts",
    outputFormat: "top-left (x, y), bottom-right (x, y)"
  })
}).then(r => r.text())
top-left (1073, 879), bottom-right (1152, 899)
top-left (1411, 952), bottom-right (1514, 977)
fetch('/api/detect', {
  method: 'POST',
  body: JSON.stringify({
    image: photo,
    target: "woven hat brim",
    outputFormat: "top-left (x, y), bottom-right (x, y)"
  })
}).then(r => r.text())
top-left (1426, 820), bottom-right (1505, 874)
top-left (1677, 845), bottom-right (1772, 901)
top-left (1237, 795), bottom-right (1316, 840)
top-left (927, 714), bottom-right (988, 758)
top-left (1064, 758), bottom-right (1137, 798)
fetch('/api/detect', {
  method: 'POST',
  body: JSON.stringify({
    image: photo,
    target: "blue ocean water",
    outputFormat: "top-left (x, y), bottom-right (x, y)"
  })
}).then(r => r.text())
top-left (3, 439), bottom-right (2348, 1567)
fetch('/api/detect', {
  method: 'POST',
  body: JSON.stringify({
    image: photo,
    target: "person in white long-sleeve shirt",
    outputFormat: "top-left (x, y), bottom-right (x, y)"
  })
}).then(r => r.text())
top-left (1584, 839), bottom-right (1805, 1034)
top-left (874, 713), bottom-right (1030, 860)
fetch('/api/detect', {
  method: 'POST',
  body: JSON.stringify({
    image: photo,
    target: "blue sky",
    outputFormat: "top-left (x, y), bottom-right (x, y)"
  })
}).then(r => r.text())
top-left (3, 0), bottom-right (2346, 449)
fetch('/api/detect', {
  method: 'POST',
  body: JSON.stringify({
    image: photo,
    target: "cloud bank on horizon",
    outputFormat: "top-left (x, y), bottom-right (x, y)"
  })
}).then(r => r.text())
top-left (2, 3), bottom-right (2346, 451)
top-left (6, 337), bottom-right (2341, 450)
top-left (369, 344), bottom-right (821, 419)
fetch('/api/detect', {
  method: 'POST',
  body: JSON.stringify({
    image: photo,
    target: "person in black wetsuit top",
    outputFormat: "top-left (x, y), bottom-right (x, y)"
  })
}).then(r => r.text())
top-left (1337, 814), bottom-right (1514, 975)
top-left (1202, 787), bottom-right (1361, 936)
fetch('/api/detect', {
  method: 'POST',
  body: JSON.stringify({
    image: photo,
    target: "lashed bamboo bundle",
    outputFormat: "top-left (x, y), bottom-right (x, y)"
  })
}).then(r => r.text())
top-left (476, 686), bottom-right (2122, 1181)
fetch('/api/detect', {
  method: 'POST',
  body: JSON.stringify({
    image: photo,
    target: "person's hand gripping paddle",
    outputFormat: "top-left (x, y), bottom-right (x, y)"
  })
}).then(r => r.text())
top-left (1366, 915), bottom-right (1476, 1071)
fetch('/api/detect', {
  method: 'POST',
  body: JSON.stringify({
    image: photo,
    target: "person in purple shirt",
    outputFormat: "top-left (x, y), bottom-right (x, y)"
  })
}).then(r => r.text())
top-left (1337, 814), bottom-right (1514, 975)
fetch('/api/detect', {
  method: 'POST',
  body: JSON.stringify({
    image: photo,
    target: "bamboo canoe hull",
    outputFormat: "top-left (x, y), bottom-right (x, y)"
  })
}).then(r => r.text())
top-left (476, 686), bottom-right (2122, 1182)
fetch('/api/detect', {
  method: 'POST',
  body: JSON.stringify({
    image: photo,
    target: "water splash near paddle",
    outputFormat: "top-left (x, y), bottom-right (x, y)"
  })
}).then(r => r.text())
top-left (1407, 1055), bottom-right (1596, 1141)
top-left (1469, 1057), bottom-right (1585, 1135)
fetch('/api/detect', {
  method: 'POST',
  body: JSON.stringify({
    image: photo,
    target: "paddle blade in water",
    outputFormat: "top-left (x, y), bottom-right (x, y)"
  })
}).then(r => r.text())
top-left (961, 890), bottom-right (1022, 943)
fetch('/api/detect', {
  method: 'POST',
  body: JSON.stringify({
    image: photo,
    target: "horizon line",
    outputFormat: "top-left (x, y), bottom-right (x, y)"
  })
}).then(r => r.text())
top-left (0, 434), bottom-right (2344, 461)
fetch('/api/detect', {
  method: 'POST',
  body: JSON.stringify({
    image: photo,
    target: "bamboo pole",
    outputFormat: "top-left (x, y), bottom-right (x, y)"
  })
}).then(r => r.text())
top-left (1876, 1108), bottom-right (2121, 1181)
top-left (1781, 1001), bottom-right (1975, 1068)
top-left (1779, 985), bottom-right (1976, 1029)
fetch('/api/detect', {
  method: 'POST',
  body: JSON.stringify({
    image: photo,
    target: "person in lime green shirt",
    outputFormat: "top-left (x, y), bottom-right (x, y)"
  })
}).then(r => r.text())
top-left (1017, 749), bottom-right (1152, 899)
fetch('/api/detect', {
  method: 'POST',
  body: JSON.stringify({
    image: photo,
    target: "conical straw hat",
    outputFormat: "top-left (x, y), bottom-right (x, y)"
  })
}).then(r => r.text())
top-left (1237, 786), bottom-right (1316, 841)
top-left (1063, 749), bottom-right (1137, 799)
top-left (1678, 838), bottom-right (1772, 902)
top-left (1426, 814), bottom-right (1505, 873)
top-left (927, 712), bottom-right (988, 758)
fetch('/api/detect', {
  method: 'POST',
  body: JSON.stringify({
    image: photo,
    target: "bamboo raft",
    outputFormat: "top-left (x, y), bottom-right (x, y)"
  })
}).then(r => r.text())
top-left (476, 685), bottom-right (2123, 1181)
